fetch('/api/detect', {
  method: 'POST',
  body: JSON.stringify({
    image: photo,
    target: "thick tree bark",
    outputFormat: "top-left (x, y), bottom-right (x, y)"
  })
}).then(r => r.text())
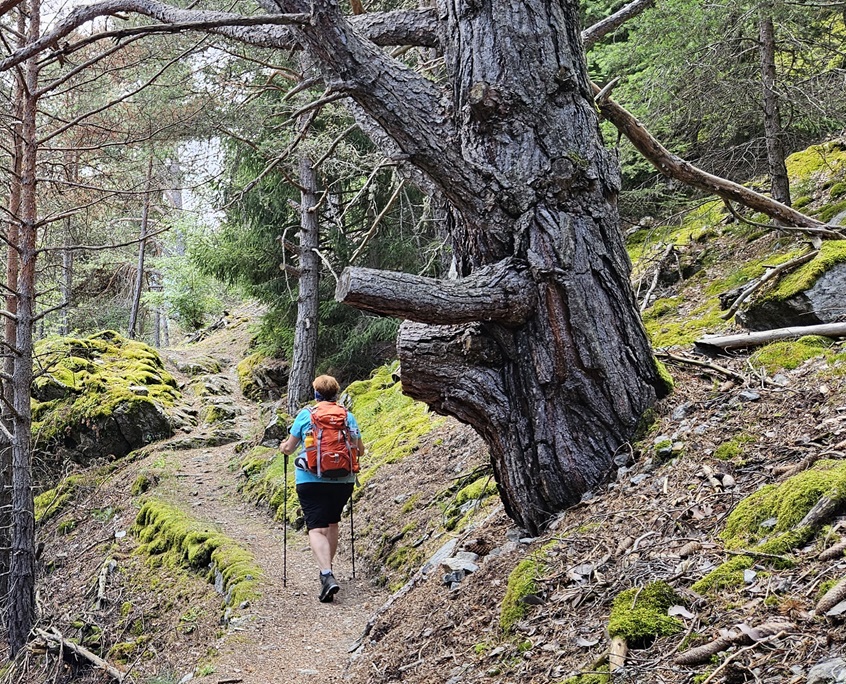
top-left (758, 9), bottom-right (791, 207)
top-left (287, 155), bottom-right (320, 414)
top-left (336, 258), bottom-right (536, 326)
top-left (290, 0), bottom-right (667, 532)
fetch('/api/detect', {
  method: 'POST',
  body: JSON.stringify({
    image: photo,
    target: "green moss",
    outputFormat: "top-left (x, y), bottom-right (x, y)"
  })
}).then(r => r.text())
top-left (793, 196), bottom-right (813, 209)
top-left (830, 182), bottom-right (846, 200)
top-left (607, 581), bottom-right (684, 646)
top-left (818, 200), bottom-right (846, 224)
top-left (236, 352), bottom-right (266, 401)
top-left (643, 298), bottom-right (726, 349)
top-left (133, 499), bottom-right (262, 609)
top-left (750, 336), bottom-right (834, 374)
top-left (722, 460), bottom-right (846, 546)
top-left (35, 474), bottom-right (86, 523)
top-left (238, 447), bottom-right (298, 522)
top-left (500, 555), bottom-right (546, 632)
top-left (766, 241), bottom-right (846, 303)
top-left (654, 359), bottom-right (675, 392)
top-left (120, 601), bottom-right (133, 617)
top-left (786, 141), bottom-right (846, 194)
top-left (31, 332), bottom-right (179, 446)
top-left (693, 460), bottom-right (846, 593)
top-left (346, 362), bottom-right (444, 485)
top-left (455, 476), bottom-right (498, 505)
top-left (131, 473), bottom-right (157, 496)
top-left (385, 545), bottom-right (422, 570)
top-left (818, 578), bottom-right (838, 599)
top-left (57, 518), bottom-right (78, 535)
top-left (713, 433), bottom-right (755, 461)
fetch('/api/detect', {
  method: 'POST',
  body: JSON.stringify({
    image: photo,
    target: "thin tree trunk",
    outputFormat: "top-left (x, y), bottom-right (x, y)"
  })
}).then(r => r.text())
top-left (759, 7), bottom-right (791, 206)
top-left (287, 153), bottom-right (320, 414)
top-left (8, 0), bottom-right (39, 654)
top-left (128, 157), bottom-right (153, 340)
top-left (0, 8), bottom-right (24, 620)
top-left (61, 217), bottom-right (73, 335)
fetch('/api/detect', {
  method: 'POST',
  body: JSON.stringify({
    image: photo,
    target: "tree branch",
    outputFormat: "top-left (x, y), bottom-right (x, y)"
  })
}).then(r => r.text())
top-left (582, 0), bottom-right (656, 50)
top-left (697, 322), bottom-right (846, 351)
top-left (336, 258), bottom-right (537, 327)
top-left (593, 83), bottom-right (840, 236)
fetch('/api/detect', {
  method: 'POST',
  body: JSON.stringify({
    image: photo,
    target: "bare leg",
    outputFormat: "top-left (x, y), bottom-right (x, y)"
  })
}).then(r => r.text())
top-left (327, 523), bottom-right (339, 565)
top-left (308, 527), bottom-right (333, 572)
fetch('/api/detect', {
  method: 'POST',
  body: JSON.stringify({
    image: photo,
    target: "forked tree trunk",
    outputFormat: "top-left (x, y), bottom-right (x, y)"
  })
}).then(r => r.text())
top-left (286, 154), bottom-right (320, 414)
top-left (279, 0), bottom-right (667, 532)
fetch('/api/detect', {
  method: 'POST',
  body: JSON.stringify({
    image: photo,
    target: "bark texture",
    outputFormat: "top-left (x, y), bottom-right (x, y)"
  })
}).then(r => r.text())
top-left (287, 155), bottom-right (320, 415)
top-left (280, 0), bottom-right (666, 531)
top-left (758, 9), bottom-right (791, 207)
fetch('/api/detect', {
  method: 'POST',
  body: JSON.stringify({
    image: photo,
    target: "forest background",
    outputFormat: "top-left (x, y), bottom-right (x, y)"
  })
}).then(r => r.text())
top-left (1, 0), bottom-right (846, 661)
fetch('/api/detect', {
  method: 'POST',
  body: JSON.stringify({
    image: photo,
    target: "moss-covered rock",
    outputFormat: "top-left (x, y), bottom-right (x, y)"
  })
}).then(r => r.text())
top-left (607, 581), bottom-right (684, 647)
top-left (500, 551), bottom-right (549, 632)
top-left (740, 241), bottom-right (846, 330)
top-left (32, 331), bottom-right (178, 464)
top-left (236, 353), bottom-right (288, 402)
top-left (750, 336), bottom-right (833, 374)
top-left (693, 460), bottom-right (846, 593)
top-left (133, 499), bottom-right (261, 609)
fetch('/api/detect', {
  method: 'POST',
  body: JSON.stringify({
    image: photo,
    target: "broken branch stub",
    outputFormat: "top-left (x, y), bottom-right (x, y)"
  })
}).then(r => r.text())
top-left (335, 258), bottom-right (537, 327)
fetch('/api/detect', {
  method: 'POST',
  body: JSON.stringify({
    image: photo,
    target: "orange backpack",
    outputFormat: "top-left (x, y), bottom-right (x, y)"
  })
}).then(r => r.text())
top-left (303, 402), bottom-right (360, 479)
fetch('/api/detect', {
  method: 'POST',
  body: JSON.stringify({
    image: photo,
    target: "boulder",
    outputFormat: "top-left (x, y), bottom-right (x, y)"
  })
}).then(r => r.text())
top-left (32, 331), bottom-right (179, 465)
top-left (236, 353), bottom-right (288, 402)
top-left (738, 249), bottom-right (846, 331)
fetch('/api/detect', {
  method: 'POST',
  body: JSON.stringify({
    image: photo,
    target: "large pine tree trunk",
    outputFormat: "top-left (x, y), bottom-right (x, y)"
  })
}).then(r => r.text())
top-left (266, 0), bottom-right (665, 532)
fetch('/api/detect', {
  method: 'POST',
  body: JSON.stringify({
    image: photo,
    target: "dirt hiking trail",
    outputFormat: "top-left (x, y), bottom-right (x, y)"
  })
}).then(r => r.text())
top-left (147, 317), bottom-right (385, 684)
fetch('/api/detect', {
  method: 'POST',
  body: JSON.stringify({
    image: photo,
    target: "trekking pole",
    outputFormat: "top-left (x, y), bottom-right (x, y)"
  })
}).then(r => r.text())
top-left (282, 452), bottom-right (288, 588)
top-left (349, 494), bottom-right (356, 580)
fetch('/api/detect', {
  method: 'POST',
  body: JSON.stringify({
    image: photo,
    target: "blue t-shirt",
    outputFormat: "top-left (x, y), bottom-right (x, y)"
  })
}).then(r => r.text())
top-left (289, 403), bottom-right (360, 484)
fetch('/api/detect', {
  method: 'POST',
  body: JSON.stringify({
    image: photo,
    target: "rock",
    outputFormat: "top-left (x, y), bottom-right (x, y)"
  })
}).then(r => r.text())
top-left (442, 558), bottom-right (479, 574)
top-left (722, 474), bottom-right (736, 488)
top-left (261, 410), bottom-right (287, 446)
top-left (772, 373), bottom-right (790, 386)
top-left (454, 551), bottom-right (480, 563)
top-left (672, 402), bottom-right (692, 420)
top-left (630, 474), bottom-right (649, 485)
top-left (442, 569), bottom-right (465, 585)
top-left (739, 262), bottom-right (846, 331)
top-left (738, 390), bottom-right (761, 402)
top-left (807, 658), bottom-right (846, 684)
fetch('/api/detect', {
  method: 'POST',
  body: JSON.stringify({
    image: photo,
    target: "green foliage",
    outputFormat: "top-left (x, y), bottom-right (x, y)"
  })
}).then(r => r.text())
top-left (607, 581), bottom-right (684, 645)
top-left (133, 499), bottom-right (262, 608)
top-left (194, 83), bottom-right (441, 380)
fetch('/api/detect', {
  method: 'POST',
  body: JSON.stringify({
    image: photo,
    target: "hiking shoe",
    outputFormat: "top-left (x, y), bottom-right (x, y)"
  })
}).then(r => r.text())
top-left (319, 572), bottom-right (340, 603)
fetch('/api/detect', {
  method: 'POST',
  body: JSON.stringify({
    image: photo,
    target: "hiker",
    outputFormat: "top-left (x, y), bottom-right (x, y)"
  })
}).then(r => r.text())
top-left (280, 374), bottom-right (364, 602)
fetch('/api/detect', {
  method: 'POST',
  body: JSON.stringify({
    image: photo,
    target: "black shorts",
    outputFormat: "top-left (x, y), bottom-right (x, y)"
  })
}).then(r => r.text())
top-left (296, 482), bottom-right (354, 530)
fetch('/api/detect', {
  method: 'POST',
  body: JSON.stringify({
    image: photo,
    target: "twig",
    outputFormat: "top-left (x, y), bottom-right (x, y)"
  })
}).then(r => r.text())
top-left (700, 632), bottom-right (786, 684)
top-left (654, 350), bottom-right (747, 383)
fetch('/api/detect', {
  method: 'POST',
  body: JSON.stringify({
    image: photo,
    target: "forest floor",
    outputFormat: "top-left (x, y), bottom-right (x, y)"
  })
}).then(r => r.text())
top-left (8, 313), bottom-right (388, 684)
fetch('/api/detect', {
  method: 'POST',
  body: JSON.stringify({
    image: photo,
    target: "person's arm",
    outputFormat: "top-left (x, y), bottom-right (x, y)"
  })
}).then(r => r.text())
top-left (356, 436), bottom-right (365, 457)
top-left (280, 434), bottom-right (300, 455)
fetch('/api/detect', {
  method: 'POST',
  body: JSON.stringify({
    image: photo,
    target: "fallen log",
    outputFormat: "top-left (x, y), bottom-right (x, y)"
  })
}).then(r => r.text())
top-left (35, 627), bottom-right (124, 682)
top-left (696, 322), bottom-right (846, 351)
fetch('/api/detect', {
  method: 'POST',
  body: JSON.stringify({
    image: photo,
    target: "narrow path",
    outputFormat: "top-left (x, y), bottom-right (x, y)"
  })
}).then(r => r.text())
top-left (149, 334), bottom-right (383, 683)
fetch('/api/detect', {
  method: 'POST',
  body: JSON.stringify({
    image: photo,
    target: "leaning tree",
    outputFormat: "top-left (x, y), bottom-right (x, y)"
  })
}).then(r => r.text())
top-left (1, 0), bottom-right (666, 537)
